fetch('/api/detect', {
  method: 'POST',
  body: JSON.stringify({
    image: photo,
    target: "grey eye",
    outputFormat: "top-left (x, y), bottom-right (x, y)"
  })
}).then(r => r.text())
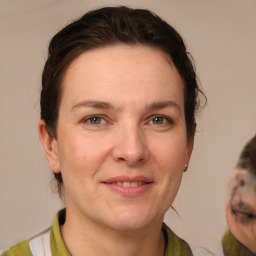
top-left (88, 117), bottom-right (102, 124)
top-left (152, 117), bottom-right (165, 125)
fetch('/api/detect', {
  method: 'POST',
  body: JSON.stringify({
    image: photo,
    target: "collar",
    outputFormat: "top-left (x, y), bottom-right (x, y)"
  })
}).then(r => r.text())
top-left (222, 229), bottom-right (255, 256)
top-left (50, 209), bottom-right (192, 256)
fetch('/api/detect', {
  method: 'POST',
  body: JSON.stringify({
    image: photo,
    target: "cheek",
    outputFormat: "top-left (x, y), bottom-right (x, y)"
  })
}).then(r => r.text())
top-left (56, 137), bottom-right (89, 184)
top-left (152, 136), bottom-right (187, 171)
top-left (226, 203), bottom-right (256, 241)
top-left (225, 205), bottom-right (234, 230)
top-left (57, 134), bottom-right (112, 181)
top-left (225, 207), bottom-right (242, 244)
top-left (159, 168), bottom-right (183, 214)
top-left (152, 137), bottom-right (186, 198)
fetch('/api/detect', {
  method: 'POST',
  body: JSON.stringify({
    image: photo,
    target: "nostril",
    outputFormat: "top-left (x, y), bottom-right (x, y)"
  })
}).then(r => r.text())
top-left (239, 178), bottom-right (245, 186)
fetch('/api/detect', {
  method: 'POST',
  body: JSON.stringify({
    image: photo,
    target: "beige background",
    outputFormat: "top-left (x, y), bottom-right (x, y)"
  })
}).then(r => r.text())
top-left (1, 0), bottom-right (256, 252)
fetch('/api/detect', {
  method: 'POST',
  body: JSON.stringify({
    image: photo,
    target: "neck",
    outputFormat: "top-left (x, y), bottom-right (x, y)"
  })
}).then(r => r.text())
top-left (61, 209), bottom-right (165, 256)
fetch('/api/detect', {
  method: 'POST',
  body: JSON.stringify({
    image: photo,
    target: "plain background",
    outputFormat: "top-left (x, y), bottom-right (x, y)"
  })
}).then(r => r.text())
top-left (1, 0), bottom-right (256, 253)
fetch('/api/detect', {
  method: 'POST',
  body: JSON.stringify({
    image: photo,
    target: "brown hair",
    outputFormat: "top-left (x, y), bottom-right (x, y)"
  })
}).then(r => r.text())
top-left (40, 6), bottom-right (205, 195)
top-left (237, 135), bottom-right (256, 176)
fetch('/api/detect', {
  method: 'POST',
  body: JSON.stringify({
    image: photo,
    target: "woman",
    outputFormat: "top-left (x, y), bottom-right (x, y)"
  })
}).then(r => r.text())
top-left (2, 6), bottom-right (205, 256)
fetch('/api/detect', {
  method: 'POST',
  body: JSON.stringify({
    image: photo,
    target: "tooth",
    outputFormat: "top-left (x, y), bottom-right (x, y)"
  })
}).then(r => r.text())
top-left (123, 182), bottom-right (131, 187)
top-left (138, 181), bottom-right (142, 186)
top-left (131, 182), bottom-right (139, 187)
top-left (117, 182), bottom-right (123, 186)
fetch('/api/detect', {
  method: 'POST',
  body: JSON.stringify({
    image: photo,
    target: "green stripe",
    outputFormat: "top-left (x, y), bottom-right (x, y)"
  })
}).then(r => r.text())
top-left (222, 229), bottom-right (254, 256)
top-left (0, 240), bottom-right (32, 256)
top-left (50, 211), bottom-right (71, 256)
top-left (164, 223), bottom-right (193, 256)
top-left (1, 210), bottom-right (193, 256)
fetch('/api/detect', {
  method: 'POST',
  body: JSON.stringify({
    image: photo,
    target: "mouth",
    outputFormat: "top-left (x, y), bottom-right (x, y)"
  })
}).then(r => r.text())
top-left (102, 176), bottom-right (153, 196)
top-left (230, 201), bottom-right (256, 220)
top-left (231, 209), bottom-right (255, 219)
top-left (102, 176), bottom-right (153, 185)
top-left (110, 181), bottom-right (147, 187)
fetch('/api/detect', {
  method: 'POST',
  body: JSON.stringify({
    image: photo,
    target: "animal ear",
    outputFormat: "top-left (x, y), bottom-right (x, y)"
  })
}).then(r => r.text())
top-left (250, 141), bottom-right (256, 175)
top-left (38, 120), bottom-right (61, 173)
top-left (238, 135), bottom-right (256, 175)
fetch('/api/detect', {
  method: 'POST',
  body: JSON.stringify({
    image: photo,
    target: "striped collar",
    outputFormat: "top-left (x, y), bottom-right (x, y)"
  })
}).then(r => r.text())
top-left (49, 209), bottom-right (192, 256)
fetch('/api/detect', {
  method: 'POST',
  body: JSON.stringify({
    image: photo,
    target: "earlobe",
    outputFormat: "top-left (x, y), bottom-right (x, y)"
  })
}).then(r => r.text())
top-left (38, 120), bottom-right (61, 173)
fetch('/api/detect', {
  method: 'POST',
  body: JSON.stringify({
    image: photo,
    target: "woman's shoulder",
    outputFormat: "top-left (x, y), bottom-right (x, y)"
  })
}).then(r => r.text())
top-left (1, 227), bottom-right (51, 256)
top-left (163, 223), bottom-right (217, 256)
top-left (222, 229), bottom-right (254, 256)
top-left (190, 246), bottom-right (223, 256)
top-left (163, 223), bottom-right (193, 256)
top-left (1, 210), bottom-right (67, 256)
top-left (0, 239), bottom-right (32, 256)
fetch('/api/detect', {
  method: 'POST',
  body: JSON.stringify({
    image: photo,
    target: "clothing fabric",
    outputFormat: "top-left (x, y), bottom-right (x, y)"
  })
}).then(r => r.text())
top-left (1, 209), bottom-right (194, 256)
top-left (221, 229), bottom-right (255, 256)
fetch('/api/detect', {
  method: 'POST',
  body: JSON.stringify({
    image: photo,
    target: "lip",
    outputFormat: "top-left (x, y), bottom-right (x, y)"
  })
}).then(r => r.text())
top-left (230, 202), bottom-right (256, 220)
top-left (102, 175), bottom-right (153, 183)
top-left (231, 209), bottom-right (255, 220)
top-left (102, 176), bottom-right (153, 197)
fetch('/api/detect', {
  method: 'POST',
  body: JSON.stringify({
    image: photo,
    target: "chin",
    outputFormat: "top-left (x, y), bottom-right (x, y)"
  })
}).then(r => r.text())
top-left (105, 207), bottom-right (160, 231)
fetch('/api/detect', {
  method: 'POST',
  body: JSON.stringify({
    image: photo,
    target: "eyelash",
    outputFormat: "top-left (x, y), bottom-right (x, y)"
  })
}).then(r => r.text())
top-left (147, 115), bottom-right (174, 126)
top-left (83, 115), bottom-right (107, 125)
top-left (82, 114), bottom-right (173, 127)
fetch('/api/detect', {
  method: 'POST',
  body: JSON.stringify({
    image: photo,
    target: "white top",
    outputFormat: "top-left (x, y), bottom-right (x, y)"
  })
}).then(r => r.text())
top-left (29, 228), bottom-right (51, 256)
top-left (2, 228), bottom-right (223, 256)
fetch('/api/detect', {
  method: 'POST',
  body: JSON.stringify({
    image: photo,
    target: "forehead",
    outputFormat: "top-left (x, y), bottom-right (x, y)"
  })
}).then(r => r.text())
top-left (60, 45), bottom-right (184, 110)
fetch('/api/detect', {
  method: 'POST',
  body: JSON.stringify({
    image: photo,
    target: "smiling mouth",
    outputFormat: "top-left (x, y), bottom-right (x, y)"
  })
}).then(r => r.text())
top-left (102, 176), bottom-right (153, 188)
top-left (231, 209), bottom-right (255, 219)
top-left (230, 201), bottom-right (256, 220)
top-left (102, 177), bottom-right (153, 196)
top-left (111, 181), bottom-right (147, 187)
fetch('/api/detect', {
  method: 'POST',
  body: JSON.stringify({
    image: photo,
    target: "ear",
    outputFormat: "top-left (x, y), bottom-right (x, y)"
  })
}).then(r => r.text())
top-left (185, 136), bottom-right (194, 165)
top-left (38, 120), bottom-right (60, 173)
top-left (185, 123), bottom-right (196, 165)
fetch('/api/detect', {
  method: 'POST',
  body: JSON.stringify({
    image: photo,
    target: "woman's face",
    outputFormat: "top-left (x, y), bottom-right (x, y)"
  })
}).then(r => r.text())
top-left (226, 168), bottom-right (256, 253)
top-left (41, 45), bottom-right (193, 231)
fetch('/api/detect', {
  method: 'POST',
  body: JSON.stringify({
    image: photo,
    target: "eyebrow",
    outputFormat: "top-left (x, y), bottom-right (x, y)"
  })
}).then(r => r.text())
top-left (145, 101), bottom-right (181, 113)
top-left (71, 100), bottom-right (114, 111)
top-left (71, 100), bottom-right (181, 112)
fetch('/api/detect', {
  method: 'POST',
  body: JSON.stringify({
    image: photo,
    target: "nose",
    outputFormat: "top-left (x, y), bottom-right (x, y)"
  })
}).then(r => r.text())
top-left (112, 124), bottom-right (149, 166)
